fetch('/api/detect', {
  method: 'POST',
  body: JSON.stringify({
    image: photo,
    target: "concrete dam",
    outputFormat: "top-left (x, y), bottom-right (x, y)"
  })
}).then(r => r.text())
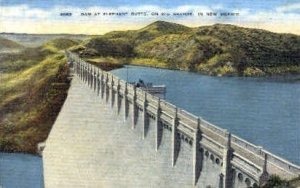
top-left (42, 52), bottom-right (300, 188)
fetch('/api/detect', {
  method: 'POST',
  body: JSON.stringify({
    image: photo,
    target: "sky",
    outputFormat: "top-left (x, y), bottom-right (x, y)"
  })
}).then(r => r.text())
top-left (0, 0), bottom-right (300, 34)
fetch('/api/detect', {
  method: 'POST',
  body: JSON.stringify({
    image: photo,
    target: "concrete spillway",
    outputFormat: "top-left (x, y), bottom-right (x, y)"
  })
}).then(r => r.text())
top-left (43, 75), bottom-right (195, 187)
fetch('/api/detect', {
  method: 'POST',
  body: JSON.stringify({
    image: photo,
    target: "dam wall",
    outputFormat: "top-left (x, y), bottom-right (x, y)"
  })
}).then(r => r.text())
top-left (42, 51), bottom-right (300, 188)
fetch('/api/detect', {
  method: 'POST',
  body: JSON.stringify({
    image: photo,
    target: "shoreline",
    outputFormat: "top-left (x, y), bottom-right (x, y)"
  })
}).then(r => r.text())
top-left (122, 63), bottom-right (300, 81)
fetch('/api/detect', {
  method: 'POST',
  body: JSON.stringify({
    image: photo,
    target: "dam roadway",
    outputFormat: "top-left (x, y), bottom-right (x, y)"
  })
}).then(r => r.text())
top-left (42, 52), bottom-right (300, 188)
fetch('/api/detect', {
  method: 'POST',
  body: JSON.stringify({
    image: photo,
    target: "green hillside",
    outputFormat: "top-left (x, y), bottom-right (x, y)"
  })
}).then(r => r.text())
top-left (194, 24), bottom-right (300, 76)
top-left (43, 38), bottom-right (80, 53)
top-left (74, 21), bottom-right (191, 58)
top-left (0, 38), bottom-right (76, 153)
top-left (105, 21), bottom-right (191, 45)
top-left (74, 21), bottom-right (300, 76)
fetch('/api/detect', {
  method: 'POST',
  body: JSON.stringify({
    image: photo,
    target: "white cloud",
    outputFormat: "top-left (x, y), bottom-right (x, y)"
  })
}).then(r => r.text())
top-left (0, 5), bottom-right (52, 19)
top-left (276, 3), bottom-right (300, 12)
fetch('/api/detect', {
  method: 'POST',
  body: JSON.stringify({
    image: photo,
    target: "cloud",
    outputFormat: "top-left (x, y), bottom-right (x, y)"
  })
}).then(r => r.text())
top-left (276, 3), bottom-right (300, 12)
top-left (0, 4), bottom-right (299, 34)
top-left (0, 5), bottom-right (52, 20)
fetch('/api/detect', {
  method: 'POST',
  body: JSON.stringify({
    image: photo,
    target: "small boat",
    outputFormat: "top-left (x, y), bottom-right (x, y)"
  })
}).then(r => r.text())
top-left (131, 79), bottom-right (166, 99)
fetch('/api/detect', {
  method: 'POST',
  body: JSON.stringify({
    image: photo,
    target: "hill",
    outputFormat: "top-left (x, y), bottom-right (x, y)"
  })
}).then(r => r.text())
top-left (193, 24), bottom-right (300, 76)
top-left (73, 21), bottom-right (191, 58)
top-left (43, 38), bottom-right (80, 53)
top-left (0, 36), bottom-right (24, 52)
top-left (105, 21), bottom-right (191, 45)
top-left (74, 21), bottom-right (300, 76)
top-left (0, 38), bottom-right (77, 153)
top-left (0, 33), bottom-right (91, 47)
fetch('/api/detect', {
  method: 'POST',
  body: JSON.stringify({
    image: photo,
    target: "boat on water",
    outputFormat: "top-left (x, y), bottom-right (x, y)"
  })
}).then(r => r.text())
top-left (131, 79), bottom-right (166, 99)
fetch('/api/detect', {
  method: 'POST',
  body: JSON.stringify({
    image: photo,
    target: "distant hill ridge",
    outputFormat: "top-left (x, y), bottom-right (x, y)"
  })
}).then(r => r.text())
top-left (74, 21), bottom-right (300, 76)
top-left (0, 36), bottom-right (24, 51)
top-left (0, 33), bottom-right (90, 47)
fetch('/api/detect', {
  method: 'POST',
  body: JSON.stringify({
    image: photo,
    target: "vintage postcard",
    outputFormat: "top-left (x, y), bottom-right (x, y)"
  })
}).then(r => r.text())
top-left (0, 0), bottom-right (299, 188)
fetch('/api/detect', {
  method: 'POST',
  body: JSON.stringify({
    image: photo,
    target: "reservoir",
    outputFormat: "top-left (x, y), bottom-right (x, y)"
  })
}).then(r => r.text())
top-left (111, 65), bottom-right (300, 165)
top-left (0, 153), bottom-right (44, 188)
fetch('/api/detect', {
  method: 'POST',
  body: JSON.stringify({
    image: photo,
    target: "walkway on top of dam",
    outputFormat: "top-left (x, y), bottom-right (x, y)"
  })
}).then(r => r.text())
top-left (43, 74), bottom-right (196, 188)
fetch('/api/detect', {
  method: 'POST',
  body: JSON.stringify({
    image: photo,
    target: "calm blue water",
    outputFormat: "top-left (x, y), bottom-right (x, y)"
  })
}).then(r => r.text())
top-left (112, 65), bottom-right (300, 165)
top-left (0, 153), bottom-right (44, 188)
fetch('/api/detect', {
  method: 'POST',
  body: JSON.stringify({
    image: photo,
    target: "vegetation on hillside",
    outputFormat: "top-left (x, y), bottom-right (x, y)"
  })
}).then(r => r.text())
top-left (105, 21), bottom-right (191, 45)
top-left (0, 38), bottom-right (75, 153)
top-left (73, 21), bottom-right (300, 76)
top-left (194, 24), bottom-right (300, 76)
top-left (254, 175), bottom-right (300, 188)
top-left (79, 37), bottom-right (134, 57)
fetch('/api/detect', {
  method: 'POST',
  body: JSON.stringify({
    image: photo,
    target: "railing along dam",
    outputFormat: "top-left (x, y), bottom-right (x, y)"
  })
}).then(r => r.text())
top-left (42, 51), bottom-right (300, 188)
